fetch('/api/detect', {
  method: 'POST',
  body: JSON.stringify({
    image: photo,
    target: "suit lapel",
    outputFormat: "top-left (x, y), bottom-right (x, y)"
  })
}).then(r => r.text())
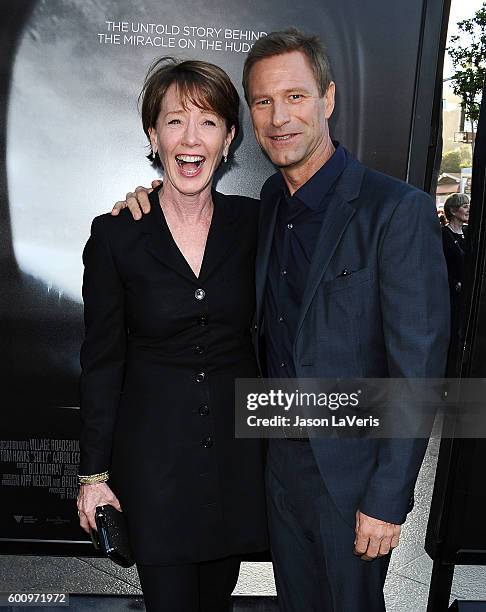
top-left (142, 188), bottom-right (238, 284)
top-left (141, 189), bottom-right (195, 282)
top-left (198, 190), bottom-right (238, 282)
top-left (255, 188), bottom-right (280, 324)
top-left (294, 158), bottom-right (365, 342)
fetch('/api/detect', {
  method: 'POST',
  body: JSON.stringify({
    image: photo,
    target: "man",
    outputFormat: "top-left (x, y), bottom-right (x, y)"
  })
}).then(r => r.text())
top-left (114, 28), bottom-right (449, 612)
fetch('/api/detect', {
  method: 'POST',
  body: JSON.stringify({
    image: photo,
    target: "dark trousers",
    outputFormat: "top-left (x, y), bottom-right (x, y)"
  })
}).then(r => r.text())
top-left (137, 555), bottom-right (241, 612)
top-left (267, 439), bottom-right (390, 612)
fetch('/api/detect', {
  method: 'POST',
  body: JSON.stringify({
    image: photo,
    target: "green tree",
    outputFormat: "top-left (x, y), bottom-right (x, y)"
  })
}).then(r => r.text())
top-left (448, 4), bottom-right (486, 137)
top-left (440, 150), bottom-right (462, 173)
top-left (459, 145), bottom-right (472, 168)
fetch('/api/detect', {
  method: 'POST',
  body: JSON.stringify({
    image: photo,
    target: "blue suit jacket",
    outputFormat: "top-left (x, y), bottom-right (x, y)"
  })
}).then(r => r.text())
top-left (255, 153), bottom-right (450, 525)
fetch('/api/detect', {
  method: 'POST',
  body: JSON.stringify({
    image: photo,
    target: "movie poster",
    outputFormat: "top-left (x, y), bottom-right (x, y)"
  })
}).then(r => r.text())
top-left (0, 0), bottom-right (431, 549)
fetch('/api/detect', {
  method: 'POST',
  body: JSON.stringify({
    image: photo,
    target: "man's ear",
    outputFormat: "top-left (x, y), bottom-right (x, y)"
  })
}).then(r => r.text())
top-left (324, 82), bottom-right (336, 119)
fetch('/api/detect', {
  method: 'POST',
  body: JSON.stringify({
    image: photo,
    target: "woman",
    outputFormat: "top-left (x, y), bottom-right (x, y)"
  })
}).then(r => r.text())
top-left (76, 57), bottom-right (268, 612)
top-left (442, 192), bottom-right (470, 326)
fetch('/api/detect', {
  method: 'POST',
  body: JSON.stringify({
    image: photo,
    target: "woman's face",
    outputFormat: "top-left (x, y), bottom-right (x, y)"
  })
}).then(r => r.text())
top-left (453, 201), bottom-right (470, 224)
top-left (149, 84), bottom-right (235, 197)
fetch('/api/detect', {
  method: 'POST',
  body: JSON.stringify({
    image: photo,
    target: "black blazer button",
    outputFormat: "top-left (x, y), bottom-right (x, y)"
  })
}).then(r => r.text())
top-left (198, 315), bottom-right (208, 326)
top-left (201, 436), bottom-right (213, 448)
top-left (199, 405), bottom-right (209, 416)
top-left (195, 288), bottom-right (206, 301)
top-left (194, 345), bottom-right (205, 355)
top-left (195, 372), bottom-right (206, 383)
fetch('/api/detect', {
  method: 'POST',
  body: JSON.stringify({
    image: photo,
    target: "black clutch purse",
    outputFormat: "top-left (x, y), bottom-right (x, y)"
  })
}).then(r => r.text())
top-left (90, 505), bottom-right (135, 568)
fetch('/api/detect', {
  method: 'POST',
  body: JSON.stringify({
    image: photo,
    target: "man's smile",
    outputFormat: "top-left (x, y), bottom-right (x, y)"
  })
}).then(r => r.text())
top-left (268, 133), bottom-right (300, 142)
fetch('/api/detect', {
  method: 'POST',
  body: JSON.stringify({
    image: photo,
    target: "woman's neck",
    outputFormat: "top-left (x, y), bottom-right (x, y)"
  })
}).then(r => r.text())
top-left (159, 182), bottom-right (213, 223)
top-left (448, 218), bottom-right (463, 233)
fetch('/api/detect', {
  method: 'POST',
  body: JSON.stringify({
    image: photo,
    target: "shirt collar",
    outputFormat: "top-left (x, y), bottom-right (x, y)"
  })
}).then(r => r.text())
top-left (281, 142), bottom-right (347, 211)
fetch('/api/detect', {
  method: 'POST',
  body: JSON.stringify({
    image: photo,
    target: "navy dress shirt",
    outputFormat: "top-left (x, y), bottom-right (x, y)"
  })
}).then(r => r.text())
top-left (264, 144), bottom-right (347, 378)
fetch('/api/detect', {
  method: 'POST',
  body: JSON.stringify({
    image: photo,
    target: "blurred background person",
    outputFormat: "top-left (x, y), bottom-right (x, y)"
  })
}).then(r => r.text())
top-left (442, 192), bottom-right (470, 326)
top-left (437, 204), bottom-right (447, 227)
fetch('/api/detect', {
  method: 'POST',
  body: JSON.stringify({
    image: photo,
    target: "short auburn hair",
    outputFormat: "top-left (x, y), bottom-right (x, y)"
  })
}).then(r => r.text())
top-left (139, 57), bottom-right (240, 168)
top-left (242, 28), bottom-right (333, 103)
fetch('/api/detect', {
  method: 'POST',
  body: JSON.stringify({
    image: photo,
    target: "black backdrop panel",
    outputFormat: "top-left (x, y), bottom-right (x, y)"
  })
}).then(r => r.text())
top-left (426, 80), bottom-right (486, 567)
top-left (0, 0), bottom-right (446, 552)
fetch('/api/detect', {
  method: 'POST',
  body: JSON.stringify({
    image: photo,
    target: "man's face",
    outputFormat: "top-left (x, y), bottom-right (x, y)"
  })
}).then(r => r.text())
top-left (247, 51), bottom-right (335, 172)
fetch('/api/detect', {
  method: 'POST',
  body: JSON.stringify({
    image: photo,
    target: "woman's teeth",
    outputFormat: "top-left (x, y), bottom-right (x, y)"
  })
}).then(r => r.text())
top-left (176, 155), bottom-right (205, 167)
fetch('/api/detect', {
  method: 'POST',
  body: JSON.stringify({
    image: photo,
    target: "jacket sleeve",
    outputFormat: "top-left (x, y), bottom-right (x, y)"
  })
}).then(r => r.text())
top-left (359, 189), bottom-right (450, 524)
top-left (79, 216), bottom-right (127, 475)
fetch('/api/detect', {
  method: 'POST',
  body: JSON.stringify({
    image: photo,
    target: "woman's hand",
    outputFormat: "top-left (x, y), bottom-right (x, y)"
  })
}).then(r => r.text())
top-left (77, 482), bottom-right (122, 533)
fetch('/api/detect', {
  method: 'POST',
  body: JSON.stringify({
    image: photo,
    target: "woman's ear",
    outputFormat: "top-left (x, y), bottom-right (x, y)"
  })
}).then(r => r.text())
top-left (224, 125), bottom-right (236, 158)
top-left (148, 127), bottom-right (158, 155)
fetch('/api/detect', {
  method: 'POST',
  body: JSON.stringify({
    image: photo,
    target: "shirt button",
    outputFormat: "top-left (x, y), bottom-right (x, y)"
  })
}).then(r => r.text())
top-left (198, 315), bottom-right (208, 326)
top-left (195, 288), bottom-right (205, 300)
top-left (287, 223), bottom-right (293, 230)
top-left (280, 362), bottom-right (286, 368)
top-left (194, 345), bottom-right (205, 355)
top-left (199, 405), bottom-right (209, 416)
top-left (195, 372), bottom-right (206, 383)
top-left (201, 436), bottom-right (213, 448)
top-left (278, 316), bottom-right (284, 323)
top-left (281, 269), bottom-right (287, 276)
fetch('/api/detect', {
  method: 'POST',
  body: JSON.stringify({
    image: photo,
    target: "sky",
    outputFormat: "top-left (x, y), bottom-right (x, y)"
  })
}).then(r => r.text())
top-left (444, 0), bottom-right (485, 78)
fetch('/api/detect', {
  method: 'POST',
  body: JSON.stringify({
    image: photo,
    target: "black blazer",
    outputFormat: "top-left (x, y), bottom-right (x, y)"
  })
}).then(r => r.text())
top-left (255, 154), bottom-right (450, 526)
top-left (80, 188), bottom-right (268, 564)
top-left (442, 224), bottom-right (466, 292)
top-left (442, 224), bottom-right (467, 326)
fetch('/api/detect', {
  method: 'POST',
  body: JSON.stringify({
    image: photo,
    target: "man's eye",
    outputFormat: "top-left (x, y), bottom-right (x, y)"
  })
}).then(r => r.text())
top-left (203, 119), bottom-right (216, 126)
top-left (256, 99), bottom-right (271, 106)
top-left (290, 94), bottom-right (303, 101)
top-left (168, 119), bottom-right (181, 125)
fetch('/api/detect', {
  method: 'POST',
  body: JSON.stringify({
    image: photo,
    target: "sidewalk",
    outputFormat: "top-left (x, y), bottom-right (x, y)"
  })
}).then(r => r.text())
top-left (1, 438), bottom-right (485, 610)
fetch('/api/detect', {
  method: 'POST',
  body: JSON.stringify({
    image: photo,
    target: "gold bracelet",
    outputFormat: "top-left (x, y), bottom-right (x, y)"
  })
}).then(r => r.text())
top-left (78, 471), bottom-right (109, 485)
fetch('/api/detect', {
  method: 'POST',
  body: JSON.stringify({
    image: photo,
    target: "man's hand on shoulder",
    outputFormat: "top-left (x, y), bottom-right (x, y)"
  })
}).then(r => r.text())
top-left (111, 180), bottom-right (161, 220)
top-left (353, 509), bottom-right (401, 561)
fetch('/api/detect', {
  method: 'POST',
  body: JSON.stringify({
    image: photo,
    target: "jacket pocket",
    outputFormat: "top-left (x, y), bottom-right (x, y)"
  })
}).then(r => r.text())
top-left (321, 267), bottom-right (373, 295)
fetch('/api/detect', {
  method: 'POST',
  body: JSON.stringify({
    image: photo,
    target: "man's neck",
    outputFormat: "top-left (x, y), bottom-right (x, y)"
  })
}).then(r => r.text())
top-left (281, 138), bottom-right (336, 196)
